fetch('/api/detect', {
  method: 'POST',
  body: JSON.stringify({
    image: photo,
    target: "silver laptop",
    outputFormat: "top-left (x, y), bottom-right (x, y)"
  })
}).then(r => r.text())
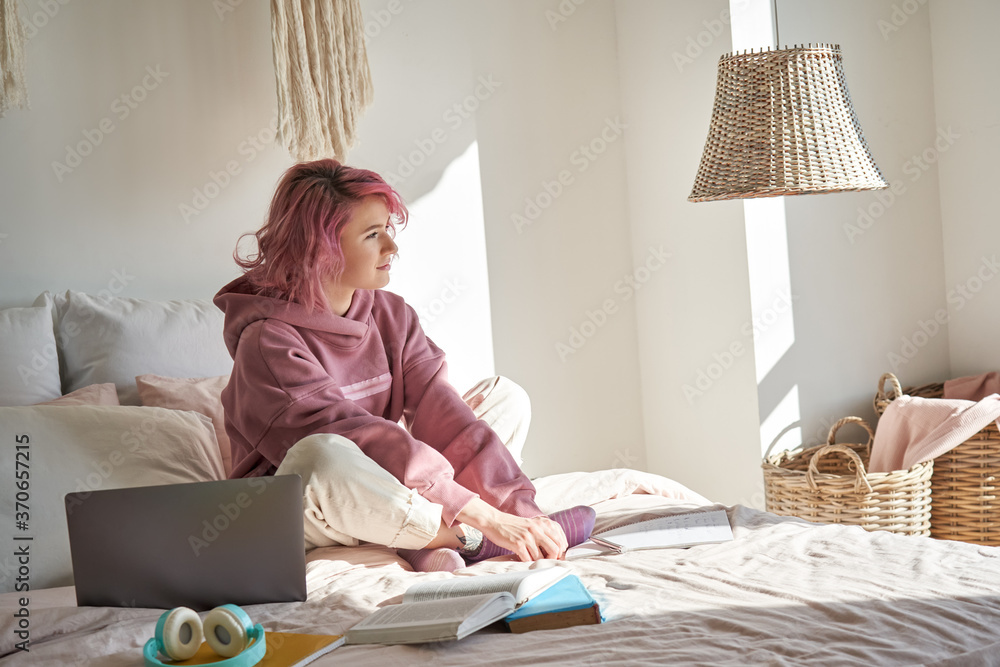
top-left (65, 475), bottom-right (306, 611)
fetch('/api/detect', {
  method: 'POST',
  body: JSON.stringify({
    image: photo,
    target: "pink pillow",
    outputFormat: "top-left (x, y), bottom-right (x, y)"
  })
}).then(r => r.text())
top-left (135, 374), bottom-right (231, 475)
top-left (37, 383), bottom-right (120, 406)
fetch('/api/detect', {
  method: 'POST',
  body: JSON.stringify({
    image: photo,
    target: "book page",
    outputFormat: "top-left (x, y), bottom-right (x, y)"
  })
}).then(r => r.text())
top-left (403, 565), bottom-right (568, 605)
top-left (599, 509), bottom-right (733, 550)
top-left (352, 593), bottom-right (503, 628)
top-left (345, 593), bottom-right (515, 645)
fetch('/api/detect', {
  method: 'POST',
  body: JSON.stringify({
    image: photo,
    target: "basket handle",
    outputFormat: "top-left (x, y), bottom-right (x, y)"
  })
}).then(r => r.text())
top-left (873, 373), bottom-right (902, 416)
top-left (806, 444), bottom-right (873, 495)
top-left (826, 416), bottom-right (875, 454)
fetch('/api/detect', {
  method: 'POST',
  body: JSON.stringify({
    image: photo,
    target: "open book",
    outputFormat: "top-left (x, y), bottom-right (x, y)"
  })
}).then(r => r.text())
top-left (567, 509), bottom-right (734, 558)
top-left (345, 565), bottom-right (570, 645)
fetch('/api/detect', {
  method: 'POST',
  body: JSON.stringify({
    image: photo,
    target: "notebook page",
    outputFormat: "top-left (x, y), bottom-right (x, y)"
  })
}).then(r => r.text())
top-left (598, 509), bottom-right (733, 550)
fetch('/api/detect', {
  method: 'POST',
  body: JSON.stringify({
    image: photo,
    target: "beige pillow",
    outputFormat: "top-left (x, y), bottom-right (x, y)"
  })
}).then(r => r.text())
top-left (37, 383), bottom-right (120, 406)
top-left (34, 291), bottom-right (233, 406)
top-left (0, 405), bottom-right (224, 593)
top-left (136, 374), bottom-right (232, 476)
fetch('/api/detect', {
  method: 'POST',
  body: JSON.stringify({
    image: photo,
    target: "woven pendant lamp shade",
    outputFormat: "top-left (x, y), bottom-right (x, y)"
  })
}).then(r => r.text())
top-left (689, 44), bottom-right (887, 202)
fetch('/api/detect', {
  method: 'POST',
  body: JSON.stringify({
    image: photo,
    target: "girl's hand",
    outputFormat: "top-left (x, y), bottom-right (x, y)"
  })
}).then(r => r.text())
top-left (457, 499), bottom-right (568, 561)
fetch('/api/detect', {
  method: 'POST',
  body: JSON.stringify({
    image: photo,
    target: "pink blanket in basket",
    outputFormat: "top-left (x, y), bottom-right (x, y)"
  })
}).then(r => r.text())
top-left (869, 393), bottom-right (1000, 472)
top-left (944, 371), bottom-right (1000, 401)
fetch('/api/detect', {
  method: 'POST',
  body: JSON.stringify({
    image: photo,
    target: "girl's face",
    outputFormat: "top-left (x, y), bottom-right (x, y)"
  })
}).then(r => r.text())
top-left (326, 196), bottom-right (398, 312)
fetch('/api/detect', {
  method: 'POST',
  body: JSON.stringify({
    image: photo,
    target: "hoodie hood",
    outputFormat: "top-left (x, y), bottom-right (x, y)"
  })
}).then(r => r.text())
top-left (214, 275), bottom-right (373, 358)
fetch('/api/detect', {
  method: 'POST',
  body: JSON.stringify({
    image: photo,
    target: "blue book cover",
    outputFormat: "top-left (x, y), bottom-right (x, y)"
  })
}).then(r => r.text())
top-left (504, 574), bottom-right (602, 622)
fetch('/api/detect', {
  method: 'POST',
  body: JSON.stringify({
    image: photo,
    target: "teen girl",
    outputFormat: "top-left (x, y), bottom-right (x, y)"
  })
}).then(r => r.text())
top-left (215, 159), bottom-right (594, 572)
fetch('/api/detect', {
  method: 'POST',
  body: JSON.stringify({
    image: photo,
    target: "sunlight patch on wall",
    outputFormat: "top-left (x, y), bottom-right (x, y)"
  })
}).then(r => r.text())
top-left (744, 197), bottom-right (795, 385)
top-left (731, 0), bottom-right (799, 453)
top-left (745, 196), bottom-right (798, 453)
top-left (388, 141), bottom-right (495, 392)
top-left (760, 383), bottom-right (801, 458)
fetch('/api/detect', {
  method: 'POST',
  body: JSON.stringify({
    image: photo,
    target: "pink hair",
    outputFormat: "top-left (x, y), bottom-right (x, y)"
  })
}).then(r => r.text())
top-left (236, 159), bottom-right (408, 312)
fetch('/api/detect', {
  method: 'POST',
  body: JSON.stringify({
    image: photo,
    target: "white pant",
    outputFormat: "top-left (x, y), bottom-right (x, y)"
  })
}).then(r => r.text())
top-left (275, 376), bottom-right (530, 551)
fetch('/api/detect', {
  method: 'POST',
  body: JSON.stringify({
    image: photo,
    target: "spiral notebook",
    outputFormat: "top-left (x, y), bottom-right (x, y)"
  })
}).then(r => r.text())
top-left (567, 509), bottom-right (733, 558)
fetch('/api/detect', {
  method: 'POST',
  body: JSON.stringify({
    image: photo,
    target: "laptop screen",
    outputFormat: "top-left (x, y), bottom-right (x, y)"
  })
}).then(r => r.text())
top-left (65, 475), bottom-right (306, 611)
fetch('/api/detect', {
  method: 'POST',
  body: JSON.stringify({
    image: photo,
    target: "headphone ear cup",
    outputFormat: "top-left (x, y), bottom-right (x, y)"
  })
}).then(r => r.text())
top-left (157, 607), bottom-right (204, 661)
top-left (203, 605), bottom-right (253, 658)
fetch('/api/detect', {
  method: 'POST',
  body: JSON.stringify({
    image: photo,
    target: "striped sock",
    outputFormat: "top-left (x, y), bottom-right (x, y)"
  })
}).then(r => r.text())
top-left (462, 505), bottom-right (597, 562)
top-left (549, 505), bottom-right (598, 546)
top-left (396, 547), bottom-right (465, 572)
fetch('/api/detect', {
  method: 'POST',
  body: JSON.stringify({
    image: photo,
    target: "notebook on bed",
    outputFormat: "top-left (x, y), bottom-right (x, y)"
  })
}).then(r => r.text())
top-left (64, 475), bottom-right (307, 611)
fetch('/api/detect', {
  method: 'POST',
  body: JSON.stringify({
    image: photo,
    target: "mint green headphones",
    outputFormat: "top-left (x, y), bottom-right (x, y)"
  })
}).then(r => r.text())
top-left (144, 604), bottom-right (266, 667)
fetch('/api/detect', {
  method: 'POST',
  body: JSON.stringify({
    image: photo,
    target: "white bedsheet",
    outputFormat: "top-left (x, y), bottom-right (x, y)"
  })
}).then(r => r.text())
top-left (4, 471), bottom-right (1000, 666)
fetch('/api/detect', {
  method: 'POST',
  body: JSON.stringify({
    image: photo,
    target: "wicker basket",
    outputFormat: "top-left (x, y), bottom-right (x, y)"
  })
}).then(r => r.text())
top-left (763, 416), bottom-right (933, 536)
top-left (874, 372), bottom-right (1000, 545)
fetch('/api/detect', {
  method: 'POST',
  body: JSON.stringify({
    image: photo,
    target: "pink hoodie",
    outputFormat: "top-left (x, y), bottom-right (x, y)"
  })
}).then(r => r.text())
top-left (213, 275), bottom-right (541, 525)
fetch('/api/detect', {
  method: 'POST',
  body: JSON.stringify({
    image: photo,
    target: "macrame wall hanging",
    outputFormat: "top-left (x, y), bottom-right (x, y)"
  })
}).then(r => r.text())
top-left (0, 0), bottom-right (29, 118)
top-left (270, 0), bottom-right (374, 161)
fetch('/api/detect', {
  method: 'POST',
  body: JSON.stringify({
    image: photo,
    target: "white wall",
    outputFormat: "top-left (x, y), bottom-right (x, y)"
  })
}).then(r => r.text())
top-left (929, 0), bottom-right (1000, 377)
top-left (1, 0), bottom-right (995, 503)
top-left (465, 1), bottom-right (646, 477)
top-left (776, 0), bottom-right (951, 443)
top-left (0, 0), bottom-right (496, 394)
top-left (1, 1), bottom-right (287, 306)
top-left (615, 0), bottom-right (763, 505)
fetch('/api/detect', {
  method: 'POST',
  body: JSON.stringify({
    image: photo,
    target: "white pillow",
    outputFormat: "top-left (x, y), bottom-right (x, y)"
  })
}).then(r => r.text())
top-left (34, 291), bottom-right (233, 406)
top-left (0, 405), bottom-right (225, 593)
top-left (0, 304), bottom-right (62, 406)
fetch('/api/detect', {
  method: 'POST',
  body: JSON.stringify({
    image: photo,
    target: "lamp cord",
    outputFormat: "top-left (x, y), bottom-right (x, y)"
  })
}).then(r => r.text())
top-left (772, 0), bottom-right (780, 49)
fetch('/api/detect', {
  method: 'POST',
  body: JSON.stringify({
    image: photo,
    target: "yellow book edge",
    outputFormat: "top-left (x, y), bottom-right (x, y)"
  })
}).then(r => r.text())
top-left (170, 631), bottom-right (344, 666)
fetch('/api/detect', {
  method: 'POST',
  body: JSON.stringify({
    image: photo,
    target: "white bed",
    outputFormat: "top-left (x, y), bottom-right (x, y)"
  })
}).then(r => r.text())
top-left (5, 482), bottom-right (1000, 665)
top-left (3, 292), bottom-right (1000, 665)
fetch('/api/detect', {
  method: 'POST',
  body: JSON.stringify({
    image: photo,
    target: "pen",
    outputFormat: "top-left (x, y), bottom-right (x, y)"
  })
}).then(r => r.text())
top-left (589, 535), bottom-right (624, 554)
